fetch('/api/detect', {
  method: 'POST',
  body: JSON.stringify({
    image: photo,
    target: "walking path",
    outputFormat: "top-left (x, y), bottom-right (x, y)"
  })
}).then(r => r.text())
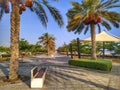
top-left (0, 54), bottom-right (120, 90)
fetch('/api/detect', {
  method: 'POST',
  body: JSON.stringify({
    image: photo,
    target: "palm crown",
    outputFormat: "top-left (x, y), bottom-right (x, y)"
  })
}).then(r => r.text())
top-left (67, 0), bottom-right (120, 34)
top-left (38, 33), bottom-right (55, 54)
top-left (0, 0), bottom-right (64, 27)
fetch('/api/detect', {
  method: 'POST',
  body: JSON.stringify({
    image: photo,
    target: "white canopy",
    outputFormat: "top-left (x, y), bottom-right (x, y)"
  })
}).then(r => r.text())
top-left (81, 31), bottom-right (120, 42)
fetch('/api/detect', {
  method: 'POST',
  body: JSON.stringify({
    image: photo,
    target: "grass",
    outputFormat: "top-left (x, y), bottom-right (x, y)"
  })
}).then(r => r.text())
top-left (68, 58), bottom-right (112, 71)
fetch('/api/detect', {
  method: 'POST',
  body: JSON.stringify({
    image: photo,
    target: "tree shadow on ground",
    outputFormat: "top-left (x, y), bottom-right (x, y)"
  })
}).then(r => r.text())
top-left (47, 67), bottom-right (117, 90)
top-left (0, 61), bottom-right (9, 76)
top-left (11, 55), bottom-right (120, 89)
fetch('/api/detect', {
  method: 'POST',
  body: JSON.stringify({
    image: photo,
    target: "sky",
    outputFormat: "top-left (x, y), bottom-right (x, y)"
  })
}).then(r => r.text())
top-left (0, 0), bottom-right (120, 48)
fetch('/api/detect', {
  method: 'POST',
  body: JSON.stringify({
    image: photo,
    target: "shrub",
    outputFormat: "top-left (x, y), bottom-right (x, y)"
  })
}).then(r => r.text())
top-left (2, 54), bottom-right (11, 57)
top-left (68, 59), bottom-right (112, 71)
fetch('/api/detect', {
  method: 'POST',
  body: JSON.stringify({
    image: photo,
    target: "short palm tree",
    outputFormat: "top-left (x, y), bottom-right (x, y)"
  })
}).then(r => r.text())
top-left (38, 33), bottom-right (55, 55)
top-left (0, 0), bottom-right (63, 80)
top-left (66, 0), bottom-right (120, 60)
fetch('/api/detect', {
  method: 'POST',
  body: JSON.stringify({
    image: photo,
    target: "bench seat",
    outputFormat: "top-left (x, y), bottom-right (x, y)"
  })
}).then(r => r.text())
top-left (34, 68), bottom-right (46, 78)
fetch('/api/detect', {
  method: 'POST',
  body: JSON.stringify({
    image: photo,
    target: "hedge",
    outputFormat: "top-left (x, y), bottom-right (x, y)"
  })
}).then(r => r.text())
top-left (68, 59), bottom-right (112, 71)
top-left (2, 54), bottom-right (11, 57)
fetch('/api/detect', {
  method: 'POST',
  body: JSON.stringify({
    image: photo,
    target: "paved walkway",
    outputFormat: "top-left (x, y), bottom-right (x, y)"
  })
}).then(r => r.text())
top-left (0, 54), bottom-right (120, 90)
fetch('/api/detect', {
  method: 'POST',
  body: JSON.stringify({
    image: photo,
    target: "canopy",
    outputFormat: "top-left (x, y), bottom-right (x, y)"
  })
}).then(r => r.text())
top-left (81, 31), bottom-right (120, 42)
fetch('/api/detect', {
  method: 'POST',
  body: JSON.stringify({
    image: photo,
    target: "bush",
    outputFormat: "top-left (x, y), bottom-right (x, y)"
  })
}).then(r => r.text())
top-left (68, 59), bottom-right (112, 71)
top-left (2, 54), bottom-right (11, 57)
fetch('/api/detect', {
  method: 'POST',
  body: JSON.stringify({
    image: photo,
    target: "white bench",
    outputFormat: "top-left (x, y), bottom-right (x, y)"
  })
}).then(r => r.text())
top-left (31, 66), bottom-right (47, 88)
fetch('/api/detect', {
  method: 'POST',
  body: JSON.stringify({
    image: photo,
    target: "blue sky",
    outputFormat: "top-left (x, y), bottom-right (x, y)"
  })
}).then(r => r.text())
top-left (0, 0), bottom-right (120, 48)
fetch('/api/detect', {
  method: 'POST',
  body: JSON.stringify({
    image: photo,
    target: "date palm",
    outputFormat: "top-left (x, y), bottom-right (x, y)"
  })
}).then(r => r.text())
top-left (38, 33), bottom-right (55, 55)
top-left (0, 0), bottom-right (63, 80)
top-left (66, 0), bottom-right (120, 60)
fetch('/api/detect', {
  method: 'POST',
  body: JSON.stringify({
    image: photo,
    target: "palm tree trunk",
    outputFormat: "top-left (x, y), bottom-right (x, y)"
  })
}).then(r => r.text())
top-left (47, 45), bottom-right (50, 55)
top-left (9, 3), bottom-right (20, 80)
top-left (90, 23), bottom-right (97, 60)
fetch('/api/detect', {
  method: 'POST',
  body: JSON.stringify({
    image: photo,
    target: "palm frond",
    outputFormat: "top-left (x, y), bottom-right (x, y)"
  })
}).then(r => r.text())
top-left (66, 0), bottom-right (120, 35)
top-left (97, 24), bottom-right (101, 33)
top-left (32, 0), bottom-right (48, 27)
top-left (33, 0), bottom-right (48, 20)
top-left (109, 21), bottom-right (119, 28)
top-left (101, 20), bottom-right (111, 30)
top-left (84, 26), bottom-right (89, 34)
top-left (0, 8), bottom-right (4, 21)
top-left (42, 0), bottom-right (64, 27)
top-left (101, 0), bottom-right (120, 9)
top-left (95, 4), bottom-right (104, 10)
top-left (33, 7), bottom-right (48, 27)
top-left (75, 22), bottom-right (84, 34)
top-left (67, 18), bottom-right (81, 32)
top-left (105, 4), bottom-right (120, 9)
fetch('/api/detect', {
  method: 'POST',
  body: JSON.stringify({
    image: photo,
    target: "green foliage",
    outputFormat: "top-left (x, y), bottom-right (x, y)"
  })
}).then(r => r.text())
top-left (105, 42), bottom-right (117, 51)
top-left (0, 0), bottom-right (64, 27)
top-left (105, 42), bottom-right (120, 54)
top-left (19, 39), bottom-right (30, 51)
top-left (69, 59), bottom-right (112, 71)
top-left (19, 38), bottom-right (46, 53)
top-left (2, 54), bottom-right (11, 57)
top-left (57, 45), bottom-right (68, 52)
top-left (57, 40), bottom-right (103, 54)
top-left (80, 42), bottom-right (91, 54)
top-left (66, 0), bottom-right (120, 34)
top-left (38, 33), bottom-right (56, 53)
top-left (115, 43), bottom-right (120, 54)
top-left (70, 39), bottom-right (77, 51)
top-left (0, 46), bottom-right (10, 52)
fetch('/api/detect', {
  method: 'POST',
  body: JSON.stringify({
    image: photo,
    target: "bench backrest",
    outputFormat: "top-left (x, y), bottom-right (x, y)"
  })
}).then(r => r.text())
top-left (33, 67), bottom-right (38, 77)
top-left (35, 68), bottom-right (47, 78)
top-left (31, 66), bottom-right (38, 78)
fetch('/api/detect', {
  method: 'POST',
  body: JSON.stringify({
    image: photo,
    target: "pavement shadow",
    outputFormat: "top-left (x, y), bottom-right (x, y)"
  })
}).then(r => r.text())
top-left (28, 56), bottom-right (70, 65)
top-left (49, 67), bottom-right (117, 90)
top-left (0, 61), bottom-right (9, 76)
top-left (110, 63), bottom-right (120, 76)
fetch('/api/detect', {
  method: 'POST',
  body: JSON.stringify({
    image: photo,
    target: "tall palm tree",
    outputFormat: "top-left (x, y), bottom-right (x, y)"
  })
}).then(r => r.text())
top-left (66, 0), bottom-right (120, 60)
top-left (0, 0), bottom-right (63, 80)
top-left (38, 33), bottom-right (55, 55)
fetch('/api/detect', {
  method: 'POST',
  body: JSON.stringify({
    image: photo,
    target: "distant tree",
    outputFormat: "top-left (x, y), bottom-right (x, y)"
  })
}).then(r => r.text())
top-left (19, 39), bottom-right (46, 53)
top-left (105, 42), bottom-right (115, 52)
top-left (105, 42), bottom-right (120, 54)
top-left (57, 43), bottom-right (69, 52)
top-left (0, 46), bottom-right (10, 52)
top-left (19, 39), bottom-right (30, 52)
top-left (80, 42), bottom-right (91, 54)
top-left (38, 33), bottom-right (55, 55)
top-left (96, 42), bottom-right (103, 53)
top-left (115, 42), bottom-right (120, 54)
top-left (70, 39), bottom-right (77, 51)
top-left (57, 40), bottom-right (103, 55)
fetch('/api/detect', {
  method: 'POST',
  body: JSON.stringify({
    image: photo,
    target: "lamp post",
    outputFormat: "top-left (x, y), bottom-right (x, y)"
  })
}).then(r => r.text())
top-left (77, 38), bottom-right (81, 58)
top-left (70, 43), bottom-right (73, 59)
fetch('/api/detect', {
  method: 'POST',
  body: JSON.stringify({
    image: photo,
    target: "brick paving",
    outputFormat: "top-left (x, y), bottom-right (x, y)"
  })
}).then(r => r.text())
top-left (0, 55), bottom-right (120, 90)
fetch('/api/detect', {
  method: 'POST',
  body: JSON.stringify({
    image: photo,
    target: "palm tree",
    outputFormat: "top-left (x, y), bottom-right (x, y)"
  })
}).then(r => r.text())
top-left (0, 0), bottom-right (63, 80)
top-left (66, 0), bottom-right (120, 60)
top-left (38, 33), bottom-right (55, 55)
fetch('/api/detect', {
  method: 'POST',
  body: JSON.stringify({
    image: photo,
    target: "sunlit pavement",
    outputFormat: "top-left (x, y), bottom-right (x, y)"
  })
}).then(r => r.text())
top-left (0, 54), bottom-right (120, 90)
